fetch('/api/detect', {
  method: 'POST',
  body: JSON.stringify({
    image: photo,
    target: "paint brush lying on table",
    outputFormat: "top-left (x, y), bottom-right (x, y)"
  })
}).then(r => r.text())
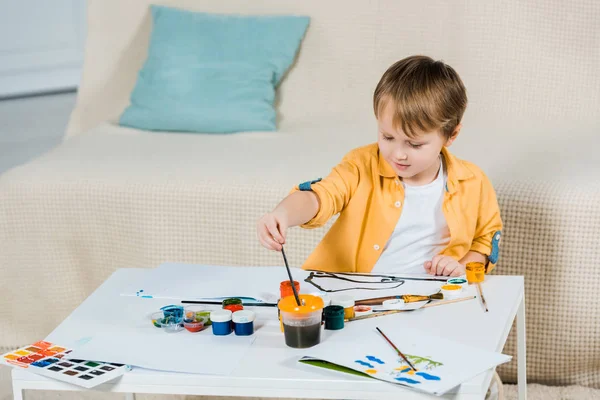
top-left (355, 293), bottom-right (444, 306)
top-left (346, 296), bottom-right (476, 322)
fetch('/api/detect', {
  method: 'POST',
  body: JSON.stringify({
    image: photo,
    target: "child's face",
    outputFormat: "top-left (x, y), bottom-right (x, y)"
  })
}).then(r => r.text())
top-left (377, 100), bottom-right (458, 185)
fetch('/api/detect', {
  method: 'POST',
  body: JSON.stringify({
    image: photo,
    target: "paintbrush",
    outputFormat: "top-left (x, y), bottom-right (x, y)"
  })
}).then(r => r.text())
top-left (346, 296), bottom-right (477, 322)
top-left (476, 282), bottom-right (489, 312)
top-left (181, 300), bottom-right (277, 307)
top-left (376, 327), bottom-right (417, 371)
top-left (281, 246), bottom-right (301, 306)
top-left (355, 293), bottom-right (443, 306)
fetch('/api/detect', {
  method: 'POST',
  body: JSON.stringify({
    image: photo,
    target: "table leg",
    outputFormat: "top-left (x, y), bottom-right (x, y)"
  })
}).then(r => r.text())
top-left (517, 294), bottom-right (527, 400)
top-left (12, 382), bottom-right (24, 400)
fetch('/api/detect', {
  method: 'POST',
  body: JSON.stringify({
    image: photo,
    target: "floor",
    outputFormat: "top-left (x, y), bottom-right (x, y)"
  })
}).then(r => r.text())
top-left (0, 91), bottom-right (76, 175)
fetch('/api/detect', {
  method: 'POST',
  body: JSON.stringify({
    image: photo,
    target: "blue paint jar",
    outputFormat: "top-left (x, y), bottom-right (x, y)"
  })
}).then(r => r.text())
top-left (210, 309), bottom-right (233, 335)
top-left (232, 310), bottom-right (255, 336)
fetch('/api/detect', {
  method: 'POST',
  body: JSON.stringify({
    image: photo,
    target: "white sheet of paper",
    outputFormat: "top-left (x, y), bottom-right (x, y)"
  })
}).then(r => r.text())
top-left (122, 263), bottom-right (449, 304)
top-left (302, 317), bottom-right (511, 395)
top-left (46, 269), bottom-right (256, 375)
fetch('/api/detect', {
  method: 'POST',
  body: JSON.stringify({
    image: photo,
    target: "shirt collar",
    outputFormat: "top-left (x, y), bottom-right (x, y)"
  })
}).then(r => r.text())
top-left (377, 146), bottom-right (473, 193)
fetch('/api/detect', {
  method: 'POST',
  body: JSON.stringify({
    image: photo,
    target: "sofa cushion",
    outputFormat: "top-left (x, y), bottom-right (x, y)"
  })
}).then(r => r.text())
top-left (119, 5), bottom-right (309, 133)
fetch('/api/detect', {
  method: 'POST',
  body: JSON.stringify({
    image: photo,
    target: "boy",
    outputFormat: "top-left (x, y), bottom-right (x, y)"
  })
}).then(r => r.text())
top-left (257, 55), bottom-right (502, 276)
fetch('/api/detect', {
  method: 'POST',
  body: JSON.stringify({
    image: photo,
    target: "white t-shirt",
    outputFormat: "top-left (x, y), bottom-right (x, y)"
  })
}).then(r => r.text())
top-left (371, 157), bottom-right (450, 275)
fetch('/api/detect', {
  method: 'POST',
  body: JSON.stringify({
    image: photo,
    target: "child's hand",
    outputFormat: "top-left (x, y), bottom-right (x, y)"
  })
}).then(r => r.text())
top-left (424, 255), bottom-right (465, 276)
top-left (257, 211), bottom-right (288, 251)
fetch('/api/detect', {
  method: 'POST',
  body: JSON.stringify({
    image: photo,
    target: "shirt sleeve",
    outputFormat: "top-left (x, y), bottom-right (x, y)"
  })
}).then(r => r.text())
top-left (289, 153), bottom-right (361, 229)
top-left (469, 173), bottom-right (503, 273)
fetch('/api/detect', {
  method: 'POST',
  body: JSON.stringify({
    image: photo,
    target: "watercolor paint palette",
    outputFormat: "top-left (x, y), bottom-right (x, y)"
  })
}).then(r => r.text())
top-left (1, 341), bottom-right (128, 388)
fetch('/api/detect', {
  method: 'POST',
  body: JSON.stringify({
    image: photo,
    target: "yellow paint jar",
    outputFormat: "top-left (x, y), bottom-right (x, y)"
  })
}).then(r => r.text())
top-left (466, 262), bottom-right (485, 283)
top-left (331, 295), bottom-right (355, 320)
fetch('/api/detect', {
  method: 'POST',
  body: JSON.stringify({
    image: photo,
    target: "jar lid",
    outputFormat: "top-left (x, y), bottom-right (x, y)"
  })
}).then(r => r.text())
top-left (210, 309), bottom-right (233, 322)
top-left (278, 294), bottom-right (324, 313)
top-left (232, 310), bottom-right (255, 323)
top-left (331, 295), bottom-right (355, 308)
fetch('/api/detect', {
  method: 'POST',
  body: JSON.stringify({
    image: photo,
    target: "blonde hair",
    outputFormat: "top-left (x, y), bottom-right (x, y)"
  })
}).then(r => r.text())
top-left (373, 55), bottom-right (467, 139)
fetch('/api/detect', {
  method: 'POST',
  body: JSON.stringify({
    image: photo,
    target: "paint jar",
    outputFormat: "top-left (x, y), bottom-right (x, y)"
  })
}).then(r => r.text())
top-left (278, 294), bottom-right (324, 348)
top-left (353, 305), bottom-right (372, 317)
top-left (280, 280), bottom-right (300, 299)
top-left (150, 312), bottom-right (163, 328)
top-left (159, 305), bottom-right (184, 333)
top-left (183, 320), bottom-right (204, 333)
top-left (184, 306), bottom-right (212, 326)
top-left (440, 284), bottom-right (462, 299)
top-left (323, 305), bottom-right (345, 330)
top-left (232, 310), bottom-right (255, 336)
top-left (447, 277), bottom-right (468, 290)
top-left (466, 262), bottom-right (485, 283)
top-left (222, 298), bottom-right (244, 313)
top-left (331, 295), bottom-right (355, 320)
top-left (210, 309), bottom-right (233, 336)
top-left (310, 292), bottom-right (331, 307)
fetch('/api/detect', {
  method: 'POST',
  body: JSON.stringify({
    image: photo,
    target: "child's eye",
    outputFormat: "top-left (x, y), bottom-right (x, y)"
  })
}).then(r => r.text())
top-left (409, 142), bottom-right (423, 149)
top-left (383, 135), bottom-right (394, 141)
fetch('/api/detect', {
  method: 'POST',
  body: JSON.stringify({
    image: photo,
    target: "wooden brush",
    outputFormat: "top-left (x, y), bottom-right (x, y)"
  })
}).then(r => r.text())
top-left (356, 293), bottom-right (443, 306)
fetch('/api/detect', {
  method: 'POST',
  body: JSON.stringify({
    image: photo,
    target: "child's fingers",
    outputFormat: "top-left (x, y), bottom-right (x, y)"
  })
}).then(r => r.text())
top-left (266, 220), bottom-right (284, 244)
top-left (261, 232), bottom-right (282, 251)
top-left (449, 268), bottom-right (463, 277)
top-left (430, 255), bottom-right (444, 275)
top-left (258, 224), bottom-right (282, 251)
top-left (442, 262), bottom-right (458, 276)
top-left (436, 257), bottom-right (453, 276)
top-left (423, 261), bottom-right (432, 273)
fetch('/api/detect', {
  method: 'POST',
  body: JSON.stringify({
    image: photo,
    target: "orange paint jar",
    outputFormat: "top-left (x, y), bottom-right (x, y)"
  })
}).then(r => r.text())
top-left (280, 280), bottom-right (300, 299)
top-left (466, 262), bottom-right (485, 283)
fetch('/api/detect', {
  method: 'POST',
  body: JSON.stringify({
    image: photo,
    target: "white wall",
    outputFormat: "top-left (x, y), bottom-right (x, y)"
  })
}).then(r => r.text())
top-left (0, 0), bottom-right (86, 98)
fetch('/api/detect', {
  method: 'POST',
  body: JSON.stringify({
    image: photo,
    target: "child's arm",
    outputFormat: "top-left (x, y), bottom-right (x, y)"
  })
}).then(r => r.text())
top-left (257, 152), bottom-right (361, 251)
top-left (469, 173), bottom-right (503, 273)
top-left (257, 191), bottom-right (320, 251)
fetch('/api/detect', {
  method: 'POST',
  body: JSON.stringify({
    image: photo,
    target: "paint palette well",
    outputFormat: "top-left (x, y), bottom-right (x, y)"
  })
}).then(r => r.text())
top-left (1, 341), bottom-right (128, 389)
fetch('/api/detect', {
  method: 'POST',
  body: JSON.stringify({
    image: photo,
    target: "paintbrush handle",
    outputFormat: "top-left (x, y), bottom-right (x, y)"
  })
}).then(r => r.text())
top-left (355, 293), bottom-right (443, 306)
top-left (422, 296), bottom-right (476, 309)
top-left (476, 283), bottom-right (489, 312)
top-left (347, 296), bottom-right (476, 322)
top-left (281, 246), bottom-right (302, 306)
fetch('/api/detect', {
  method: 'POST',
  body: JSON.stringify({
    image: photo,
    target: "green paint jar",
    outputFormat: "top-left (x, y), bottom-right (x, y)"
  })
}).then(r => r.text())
top-left (323, 305), bottom-right (345, 330)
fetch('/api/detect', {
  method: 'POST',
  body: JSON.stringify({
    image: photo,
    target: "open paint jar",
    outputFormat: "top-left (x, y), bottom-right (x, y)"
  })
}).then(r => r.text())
top-left (222, 298), bottom-right (244, 313)
top-left (150, 312), bottom-right (164, 328)
top-left (278, 294), bottom-right (324, 348)
top-left (184, 306), bottom-right (212, 326)
top-left (280, 280), bottom-right (300, 299)
top-left (331, 295), bottom-right (355, 319)
top-left (466, 262), bottom-right (485, 283)
top-left (323, 305), bottom-right (344, 330)
top-left (158, 305), bottom-right (184, 333)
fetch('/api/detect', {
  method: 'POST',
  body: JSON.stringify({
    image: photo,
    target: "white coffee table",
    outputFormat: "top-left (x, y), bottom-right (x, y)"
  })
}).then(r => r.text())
top-left (11, 268), bottom-right (526, 400)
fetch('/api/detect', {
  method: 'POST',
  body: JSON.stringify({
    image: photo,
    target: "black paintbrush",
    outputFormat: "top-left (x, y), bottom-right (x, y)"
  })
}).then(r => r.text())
top-left (281, 246), bottom-right (301, 306)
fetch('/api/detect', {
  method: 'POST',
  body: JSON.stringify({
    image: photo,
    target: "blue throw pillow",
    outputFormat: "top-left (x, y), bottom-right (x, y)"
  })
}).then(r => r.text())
top-left (120, 6), bottom-right (310, 133)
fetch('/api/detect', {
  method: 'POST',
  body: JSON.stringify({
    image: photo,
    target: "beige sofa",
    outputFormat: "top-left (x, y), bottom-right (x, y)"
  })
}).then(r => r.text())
top-left (1, 0), bottom-right (599, 390)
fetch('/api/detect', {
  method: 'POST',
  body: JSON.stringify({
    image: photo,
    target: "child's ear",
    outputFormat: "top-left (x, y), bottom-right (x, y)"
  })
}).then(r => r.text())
top-left (445, 123), bottom-right (462, 147)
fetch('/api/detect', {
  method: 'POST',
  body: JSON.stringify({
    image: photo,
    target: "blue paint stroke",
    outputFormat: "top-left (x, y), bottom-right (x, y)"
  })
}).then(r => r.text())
top-left (355, 360), bottom-right (374, 368)
top-left (416, 372), bottom-right (441, 381)
top-left (399, 366), bottom-right (412, 373)
top-left (366, 355), bottom-right (385, 364)
top-left (395, 377), bottom-right (420, 384)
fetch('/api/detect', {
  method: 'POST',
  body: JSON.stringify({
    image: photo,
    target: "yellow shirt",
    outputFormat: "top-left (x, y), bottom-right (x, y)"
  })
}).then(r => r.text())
top-left (291, 144), bottom-right (502, 274)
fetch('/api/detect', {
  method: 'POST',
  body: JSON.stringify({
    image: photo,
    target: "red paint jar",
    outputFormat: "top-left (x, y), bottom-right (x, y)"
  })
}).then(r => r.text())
top-left (280, 280), bottom-right (300, 299)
